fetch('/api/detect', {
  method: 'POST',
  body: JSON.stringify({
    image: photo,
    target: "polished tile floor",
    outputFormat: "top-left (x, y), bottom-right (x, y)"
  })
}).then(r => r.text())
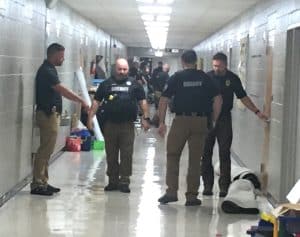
top-left (0, 115), bottom-right (271, 237)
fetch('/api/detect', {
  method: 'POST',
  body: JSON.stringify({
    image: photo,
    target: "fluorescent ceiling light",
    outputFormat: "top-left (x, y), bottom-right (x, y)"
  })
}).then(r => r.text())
top-left (157, 0), bottom-right (175, 4)
top-left (156, 15), bottom-right (170, 22)
top-left (144, 21), bottom-right (169, 27)
top-left (141, 14), bottom-right (154, 21)
top-left (154, 51), bottom-right (163, 57)
top-left (139, 6), bottom-right (172, 14)
top-left (146, 27), bottom-right (168, 34)
top-left (148, 33), bottom-right (167, 49)
top-left (136, 0), bottom-right (154, 3)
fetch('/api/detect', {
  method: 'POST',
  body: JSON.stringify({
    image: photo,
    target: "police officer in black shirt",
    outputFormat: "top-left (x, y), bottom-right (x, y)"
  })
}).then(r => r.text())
top-left (151, 63), bottom-right (170, 126)
top-left (87, 58), bottom-right (150, 193)
top-left (158, 50), bottom-right (222, 206)
top-left (32, 43), bottom-right (89, 196)
top-left (202, 52), bottom-right (268, 198)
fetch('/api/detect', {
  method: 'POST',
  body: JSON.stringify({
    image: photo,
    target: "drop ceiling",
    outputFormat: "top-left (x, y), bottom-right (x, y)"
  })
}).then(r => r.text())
top-left (61, 0), bottom-right (261, 49)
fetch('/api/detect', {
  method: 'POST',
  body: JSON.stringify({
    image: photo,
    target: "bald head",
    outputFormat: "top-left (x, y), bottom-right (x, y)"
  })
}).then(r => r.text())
top-left (115, 58), bottom-right (129, 80)
top-left (163, 63), bottom-right (170, 73)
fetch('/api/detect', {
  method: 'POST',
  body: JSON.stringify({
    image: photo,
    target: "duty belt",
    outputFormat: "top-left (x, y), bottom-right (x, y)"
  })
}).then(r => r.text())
top-left (175, 112), bottom-right (207, 117)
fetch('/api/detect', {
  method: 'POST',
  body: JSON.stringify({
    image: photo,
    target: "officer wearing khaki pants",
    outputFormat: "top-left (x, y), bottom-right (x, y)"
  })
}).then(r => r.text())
top-left (158, 50), bottom-right (222, 206)
top-left (32, 43), bottom-right (89, 196)
top-left (88, 58), bottom-right (150, 193)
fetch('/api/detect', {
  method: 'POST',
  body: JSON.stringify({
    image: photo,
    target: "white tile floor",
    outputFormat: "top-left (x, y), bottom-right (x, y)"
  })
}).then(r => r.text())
top-left (0, 114), bottom-right (271, 237)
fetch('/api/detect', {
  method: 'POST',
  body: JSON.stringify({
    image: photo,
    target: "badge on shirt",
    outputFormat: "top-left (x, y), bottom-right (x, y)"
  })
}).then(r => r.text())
top-left (225, 80), bottom-right (231, 87)
top-left (126, 81), bottom-right (132, 86)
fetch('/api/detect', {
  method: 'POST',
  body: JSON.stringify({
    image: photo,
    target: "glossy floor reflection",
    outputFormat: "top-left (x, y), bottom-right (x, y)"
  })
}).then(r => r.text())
top-left (0, 116), bottom-right (270, 237)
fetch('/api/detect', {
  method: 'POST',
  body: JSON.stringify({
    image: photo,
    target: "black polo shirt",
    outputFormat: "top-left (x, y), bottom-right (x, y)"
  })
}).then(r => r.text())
top-left (207, 70), bottom-right (247, 113)
top-left (162, 69), bottom-right (219, 115)
top-left (152, 71), bottom-right (169, 92)
top-left (36, 60), bottom-right (62, 114)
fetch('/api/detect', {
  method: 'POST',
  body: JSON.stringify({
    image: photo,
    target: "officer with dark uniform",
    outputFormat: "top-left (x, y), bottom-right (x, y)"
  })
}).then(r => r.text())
top-left (151, 63), bottom-right (170, 127)
top-left (202, 52), bottom-right (268, 198)
top-left (87, 58), bottom-right (150, 193)
top-left (32, 43), bottom-right (89, 196)
top-left (157, 50), bottom-right (222, 206)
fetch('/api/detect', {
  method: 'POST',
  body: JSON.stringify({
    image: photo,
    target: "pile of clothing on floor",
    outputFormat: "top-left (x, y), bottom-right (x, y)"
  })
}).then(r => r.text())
top-left (214, 161), bottom-right (261, 214)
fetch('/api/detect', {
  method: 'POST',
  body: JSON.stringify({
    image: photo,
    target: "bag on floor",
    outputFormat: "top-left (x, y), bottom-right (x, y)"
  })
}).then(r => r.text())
top-left (80, 135), bottom-right (92, 151)
top-left (66, 136), bottom-right (81, 152)
top-left (71, 129), bottom-right (92, 151)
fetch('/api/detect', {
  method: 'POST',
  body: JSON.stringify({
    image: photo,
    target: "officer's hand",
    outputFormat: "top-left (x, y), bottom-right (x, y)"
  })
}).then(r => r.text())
top-left (257, 111), bottom-right (269, 121)
top-left (141, 118), bottom-right (150, 131)
top-left (158, 123), bottom-right (167, 137)
top-left (211, 121), bottom-right (216, 129)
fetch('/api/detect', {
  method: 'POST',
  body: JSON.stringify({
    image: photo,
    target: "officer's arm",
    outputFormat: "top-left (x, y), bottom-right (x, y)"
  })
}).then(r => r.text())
top-left (53, 83), bottom-right (84, 103)
top-left (89, 100), bottom-right (101, 118)
top-left (240, 96), bottom-right (269, 120)
top-left (212, 95), bottom-right (222, 122)
top-left (53, 83), bottom-right (88, 109)
top-left (158, 96), bottom-right (169, 125)
top-left (87, 100), bottom-right (102, 130)
top-left (138, 99), bottom-right (150, 119)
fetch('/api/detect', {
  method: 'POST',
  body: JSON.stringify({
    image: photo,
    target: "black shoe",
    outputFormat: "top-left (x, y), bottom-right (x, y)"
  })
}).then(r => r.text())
top-left (104, 183), bottom-right (119, 191)
top-left (47, 184), bottom-right (60, 193)
top-left (202, 190), bottom-right (213, 196)
top-left (185, 198), bottom-right (202, 206)
top-left (219, 191), bottom-right (228, 198)
top-left (158, 194), bottom-right (178, 204)
top-left (119, 184), bottom-right (130, 193)
top-left (31, 186), bottom-right (53, 196)
top-left (221, 201), bottom-right (259, 214)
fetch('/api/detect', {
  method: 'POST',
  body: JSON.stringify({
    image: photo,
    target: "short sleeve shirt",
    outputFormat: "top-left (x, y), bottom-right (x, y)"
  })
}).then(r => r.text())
top-left (162, 69), bottom-right (219, 114)
top-left (207, 70), bottom-right (247, 113)
top-left (152, 71), bottom-right (169, 92)
top-left (36, 60), bottom-right (62, 114)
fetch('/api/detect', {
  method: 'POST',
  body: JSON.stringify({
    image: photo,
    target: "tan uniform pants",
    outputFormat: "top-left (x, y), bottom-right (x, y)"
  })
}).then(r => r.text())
top-left (103, 121), bottom-right (135, 185)
top-left (31, 111), bottom-right (59, 190)
top-left (166, 116), bottom-right (207, 200)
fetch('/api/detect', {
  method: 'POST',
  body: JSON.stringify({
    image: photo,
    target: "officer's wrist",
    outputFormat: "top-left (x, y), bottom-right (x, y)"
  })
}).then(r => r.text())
top-left (254, 109), bottom-right (260, 115)
top-left (143, 116), bottom-right (150, 122)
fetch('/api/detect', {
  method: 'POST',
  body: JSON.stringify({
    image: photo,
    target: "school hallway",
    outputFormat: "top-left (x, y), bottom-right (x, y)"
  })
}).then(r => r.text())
top-left (0, 114), bottom-right (270, 237)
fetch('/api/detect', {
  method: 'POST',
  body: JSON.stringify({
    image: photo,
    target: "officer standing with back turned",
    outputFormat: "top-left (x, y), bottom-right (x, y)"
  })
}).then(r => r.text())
top-left (88, 58), bottom-right (150, 193)
top-left (158, 50), bottom-right (222, 206)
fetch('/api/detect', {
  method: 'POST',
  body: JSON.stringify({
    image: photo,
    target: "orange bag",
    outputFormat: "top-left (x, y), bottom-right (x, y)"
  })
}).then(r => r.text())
top-left (66, 136), bottom-right (81, 152)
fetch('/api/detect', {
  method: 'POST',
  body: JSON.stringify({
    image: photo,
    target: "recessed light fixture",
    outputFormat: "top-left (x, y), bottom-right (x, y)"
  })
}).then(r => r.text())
top-left (157, 0), bottom-right (175, 4)
top-left (141, 14), bottom-right (155, 21)
top-left (144, 21), bottom-right (169, 27)
top-left (139, 6), bottom-right (172, 14)
top-left (156, 15), bottom-right (170, 22)
top-left (154, 50), bottom-right (163, 57)
top-left (137, 0), bottom-right (175, 51)
top-left (136, 0), bottom-right (154, 3)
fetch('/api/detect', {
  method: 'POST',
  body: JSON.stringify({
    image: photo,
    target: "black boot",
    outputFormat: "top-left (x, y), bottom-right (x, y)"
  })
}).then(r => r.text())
top-left (158, 194), bottom-right (178, 204)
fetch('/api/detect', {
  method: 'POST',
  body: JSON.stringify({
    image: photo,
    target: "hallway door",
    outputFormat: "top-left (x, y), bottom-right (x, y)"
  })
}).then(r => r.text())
top-left (280, 26), bottom-right (300, 201)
